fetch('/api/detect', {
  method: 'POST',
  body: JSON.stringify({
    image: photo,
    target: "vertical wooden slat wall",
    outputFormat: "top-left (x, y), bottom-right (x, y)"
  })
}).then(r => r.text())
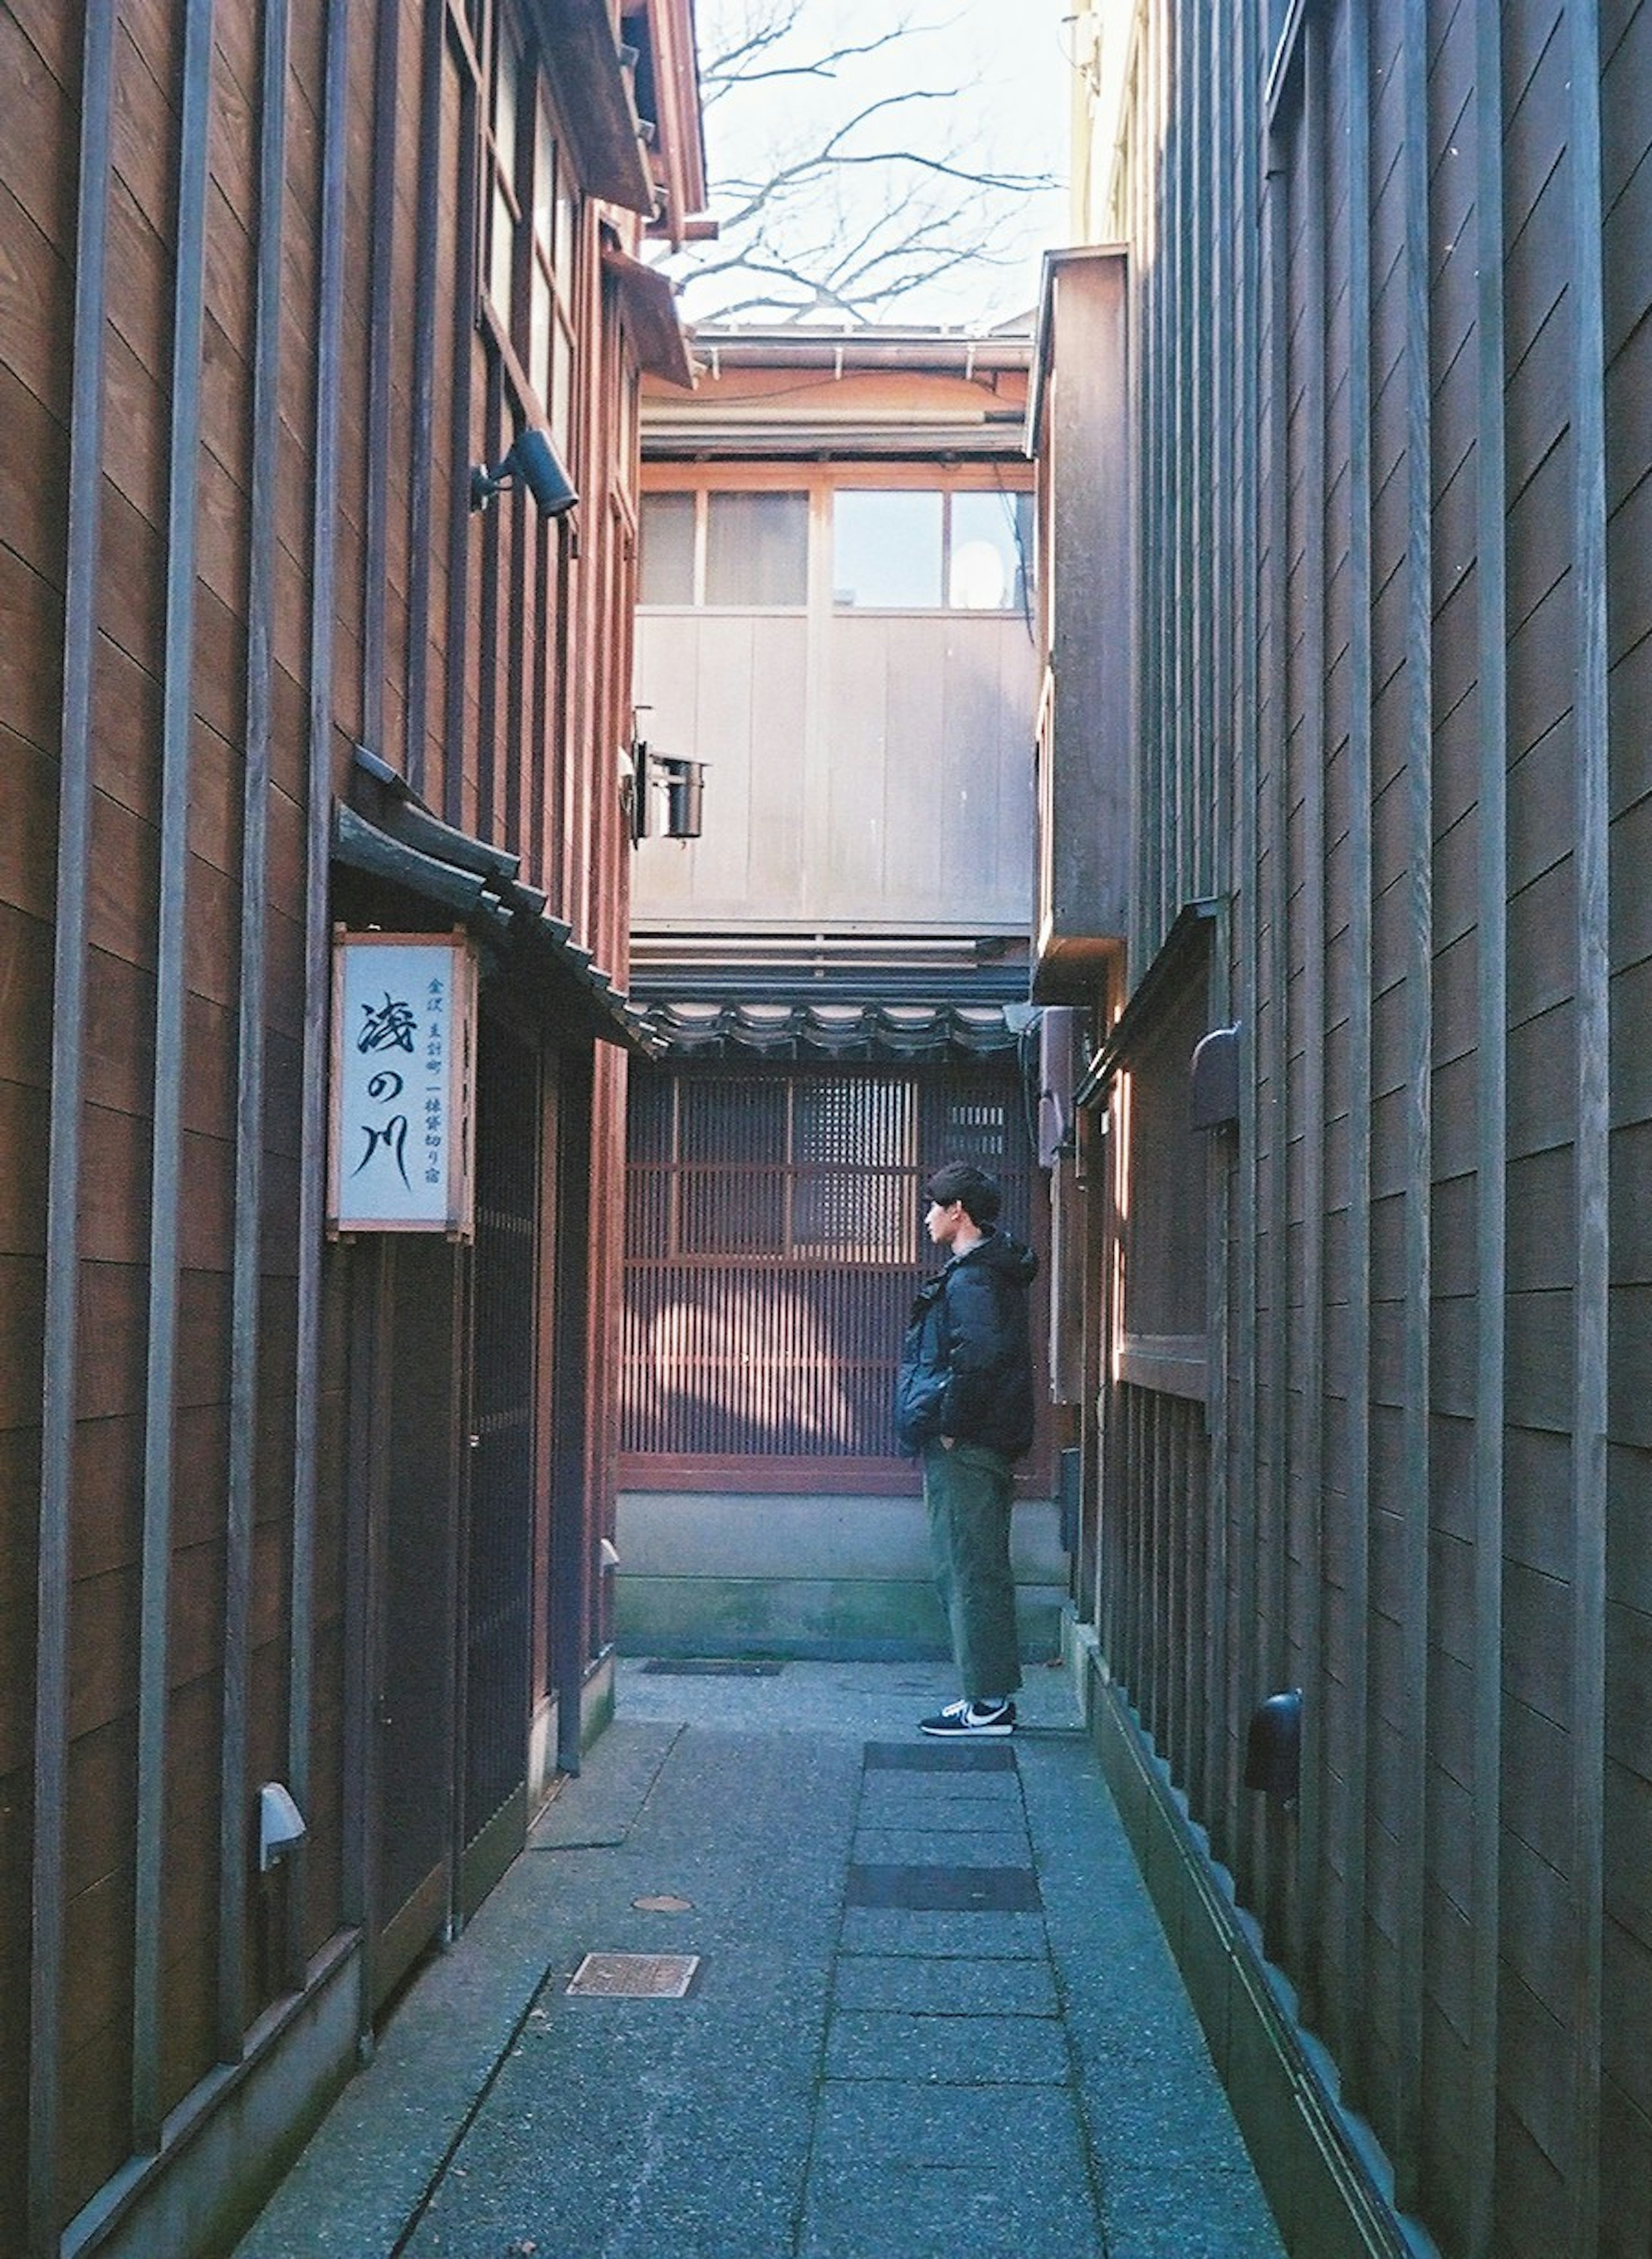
top-left (21, 6), bottom-right (118, 2245)
top-left (621, 1062), bottom-right (1040, 1478)
top-left (3, 0), bottom-right (668, 2249)
top-left (1597, 19), bottom-right (1652, 2259)
top-left (1463, 6), bottom-right (1507, 2241)
top-left (1096, 0), bottom-right (1652, 2249)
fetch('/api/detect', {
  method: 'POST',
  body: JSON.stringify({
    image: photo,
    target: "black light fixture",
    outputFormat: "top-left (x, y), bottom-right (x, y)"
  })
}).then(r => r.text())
top-left (657, 753), bottom-right (704, 838)
top-left (629, 740), bottom-right (706, 842)
top-left (1243, 1689), bottom-right (1303, 1803)
top-left (469, 428), bottom-right (579, 518)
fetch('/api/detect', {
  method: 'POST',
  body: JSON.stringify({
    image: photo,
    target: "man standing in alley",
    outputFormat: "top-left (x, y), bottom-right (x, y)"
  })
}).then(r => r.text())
top-left (895, 1162), bottom-right (1039, 1736)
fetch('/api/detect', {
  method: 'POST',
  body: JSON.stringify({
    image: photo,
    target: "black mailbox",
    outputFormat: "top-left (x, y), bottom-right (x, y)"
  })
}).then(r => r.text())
top-left (1243, 1689), bottom-right (1302, 1802)
top-left (1190, 1023), bottom-right (1241, 1129)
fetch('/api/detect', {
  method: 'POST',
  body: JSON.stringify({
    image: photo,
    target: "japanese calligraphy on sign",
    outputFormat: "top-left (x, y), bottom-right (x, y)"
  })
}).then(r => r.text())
top-left (327, 931), bottom-right (477, 1238)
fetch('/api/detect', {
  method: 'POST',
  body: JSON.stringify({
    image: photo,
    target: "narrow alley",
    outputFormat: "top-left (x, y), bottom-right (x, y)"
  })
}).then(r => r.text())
top-left (233, 1661), bottom-right (1285, 2259)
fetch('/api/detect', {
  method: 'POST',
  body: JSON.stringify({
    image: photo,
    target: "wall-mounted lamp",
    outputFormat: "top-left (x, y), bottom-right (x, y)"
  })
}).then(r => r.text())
top-left (258, 1781), bottom-right (307, 1872)
top-left (629, 740), bottom-right (706, 841)
top-left (1243, 1689), bottom-right (1302, 1804)
top-left (469, 428), bottom-right (579, 518)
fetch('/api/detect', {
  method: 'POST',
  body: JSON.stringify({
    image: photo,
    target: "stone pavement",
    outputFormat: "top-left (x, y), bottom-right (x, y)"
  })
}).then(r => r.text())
top-left (234, 1659), bottom-right (1285, 2258)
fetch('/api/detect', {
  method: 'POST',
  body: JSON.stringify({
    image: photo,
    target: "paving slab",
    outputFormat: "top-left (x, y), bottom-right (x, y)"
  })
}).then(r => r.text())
top-left (838, 1905), bottom-right (1050, 1958)
top-left (236, 1657), bottom-right (1284, 2259)
top-left (801, 2082), bottom-right (1099, 2259)
top-left (832, 1949), bottom-right (1058, 2016)
top-left (851, 1825), bottom-right (1033, 1867)
top-left (825, 2005), bottom-right (1070, 2083)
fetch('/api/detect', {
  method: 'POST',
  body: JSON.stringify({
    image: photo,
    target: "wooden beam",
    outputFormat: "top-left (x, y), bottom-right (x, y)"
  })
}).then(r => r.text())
top-left (1339, 0), bottom-right (1375, 2101)
top-left (1393, 0), bottom-right (1434, 2202)
top-left (1257, 32), bottom-right (1294, 1926)
top-left (1566, 2), bottom-right (1610, 2244)
top-left (1293, 0), bottom-right (1330, 2007)
top-left (135, 0), bottom-right (216, 2151)
top-left (290, 0), bottom-right (356, 1989)
top-left (220, 0), bottom-right (292, 2066)
top-left (361, 0), bottom-right (400, 758)
top-left (404, 0), bottom-right (445, 800)
top-left (31, 9), bottom-right (117, 2248)
top-left (1227, 0), bottom-right (1265, 1865)
top-left (442, 42), bottom-right (479, 831)
top-left (1468, 0), bottom-right (1509, 2243)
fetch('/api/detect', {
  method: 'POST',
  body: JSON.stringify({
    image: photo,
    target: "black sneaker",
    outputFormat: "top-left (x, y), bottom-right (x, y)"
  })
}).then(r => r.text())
top-left (918, 1698), bottom-right (1017, 1738)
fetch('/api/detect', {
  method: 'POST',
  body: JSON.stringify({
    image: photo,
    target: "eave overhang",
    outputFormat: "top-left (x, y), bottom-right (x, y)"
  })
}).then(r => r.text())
top-left (628, 932), bottom-right (1031, 1060)
top-left (643, 323), bottom-right (1034, 462)
top-left (1031, 933), bottom-right (1122, 1006)
top-left (335, 761), bottom-right (661, 1058)
top-left (638, 999), bottom-right (1023, 1062)
top-left (641, 409), bottom-right (1030, 463)
top-left (1075, 899), bottom-right (1217, 1106)
top-left (685, 327), bottom-right (1034, 374)
top-left (631, 0), bottom-right (708, 244)
top-left (1026, 243), bottom-right (1130, 458)
top-left (602, 235), bottom-right (695, 389)
top-left (530, 0), bottom-right (655, 215)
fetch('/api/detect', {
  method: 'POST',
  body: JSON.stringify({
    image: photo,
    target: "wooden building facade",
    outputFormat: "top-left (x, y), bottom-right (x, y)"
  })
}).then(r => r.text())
top-left (1042, 1), bottom-right (1652, 2253)
top-left (0, 3), bottom-right (702, 2253)
top-left (618, 332), bottom-right (1068, 1659)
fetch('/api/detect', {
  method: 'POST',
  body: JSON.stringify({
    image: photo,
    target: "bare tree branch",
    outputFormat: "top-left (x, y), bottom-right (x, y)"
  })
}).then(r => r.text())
top-left (675, 0), bottom-right (1063, 327)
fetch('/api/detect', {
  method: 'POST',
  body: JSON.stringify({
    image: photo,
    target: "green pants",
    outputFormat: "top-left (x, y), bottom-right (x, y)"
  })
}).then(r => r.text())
top-left (922, 1439), bottom-right (1023, 1702)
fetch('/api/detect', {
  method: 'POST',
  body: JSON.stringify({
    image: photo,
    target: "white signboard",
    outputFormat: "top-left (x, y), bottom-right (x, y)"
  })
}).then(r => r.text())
top-left (327, 930), bottom-right (477, 1238)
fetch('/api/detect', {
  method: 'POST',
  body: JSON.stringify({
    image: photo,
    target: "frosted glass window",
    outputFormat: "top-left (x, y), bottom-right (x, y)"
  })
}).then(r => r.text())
top-left (833, 490), bottom-right (943, 607)
top-left (488, 29), bottom-right (520, 317)
top-left (705, 492), bottom-right (809, 606)
top-left (639, 493), bottom-right (696, 604)
top-left (792, 1079), bottom-right (914, 1257)
top-left (950, 491), bottom-right (1032, 611)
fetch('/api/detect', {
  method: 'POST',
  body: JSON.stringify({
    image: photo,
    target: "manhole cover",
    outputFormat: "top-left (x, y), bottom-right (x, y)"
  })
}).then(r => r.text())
top-left (566, 1952), bottom-right (701, 1998)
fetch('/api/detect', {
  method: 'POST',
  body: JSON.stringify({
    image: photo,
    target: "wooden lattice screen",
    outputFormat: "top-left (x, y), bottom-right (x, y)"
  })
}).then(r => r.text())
top-left (620, 1060), bottom-right (1036, 1484)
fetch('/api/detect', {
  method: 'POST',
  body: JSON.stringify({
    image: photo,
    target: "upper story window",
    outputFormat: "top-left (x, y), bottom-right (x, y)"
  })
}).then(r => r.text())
top-left (486, 18), bottom-right (523, 319)
top-left (530, 92), bottom-right (576, 447)
top-left (485, 8), bottom-right (577, 449)
top-left (638, 490), bottom-right (810, 607)
top-left (833, 488), bottom-right (1033, 612)
top-left (639, 484), bottom-right (1034, 613)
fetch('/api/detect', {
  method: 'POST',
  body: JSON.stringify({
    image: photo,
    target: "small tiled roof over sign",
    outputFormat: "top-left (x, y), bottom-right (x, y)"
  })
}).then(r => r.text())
top-left (336, 749), bottom-right (661, 1057)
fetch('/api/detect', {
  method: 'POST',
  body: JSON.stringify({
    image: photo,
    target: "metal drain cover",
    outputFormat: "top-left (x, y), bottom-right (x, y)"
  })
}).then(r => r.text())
top-left (566, 1952), bottom-right (701, 1998)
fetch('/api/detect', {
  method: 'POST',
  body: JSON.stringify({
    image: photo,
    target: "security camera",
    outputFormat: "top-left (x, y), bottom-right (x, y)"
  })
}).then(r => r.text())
top-left (258, 1781), bottom-right (308, 1872)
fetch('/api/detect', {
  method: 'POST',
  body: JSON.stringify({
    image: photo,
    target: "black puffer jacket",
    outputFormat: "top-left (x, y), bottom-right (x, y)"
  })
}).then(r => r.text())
top-left (894, 1230), bottom-right (1039, 1459)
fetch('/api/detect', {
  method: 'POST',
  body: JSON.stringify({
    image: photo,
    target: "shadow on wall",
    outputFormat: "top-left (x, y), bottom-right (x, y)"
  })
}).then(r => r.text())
top-left (622, 1285), bottom-right (897, 1457)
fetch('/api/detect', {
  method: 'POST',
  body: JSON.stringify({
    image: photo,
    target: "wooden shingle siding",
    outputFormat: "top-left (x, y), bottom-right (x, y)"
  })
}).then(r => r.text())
top-left (1077, 0), bottom-right (1650, 2247)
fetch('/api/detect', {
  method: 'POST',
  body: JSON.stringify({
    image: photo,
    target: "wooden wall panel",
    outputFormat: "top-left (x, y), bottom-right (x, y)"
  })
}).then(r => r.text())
top-left (1598, 0), bottom-right (1652, 2244)
top-left (634, 510), bottom-right (1035, 935)
top-left (1084, 0), bottom-right (1649, 2248)
top-left (0, 0), bottom-right (665, 2241)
